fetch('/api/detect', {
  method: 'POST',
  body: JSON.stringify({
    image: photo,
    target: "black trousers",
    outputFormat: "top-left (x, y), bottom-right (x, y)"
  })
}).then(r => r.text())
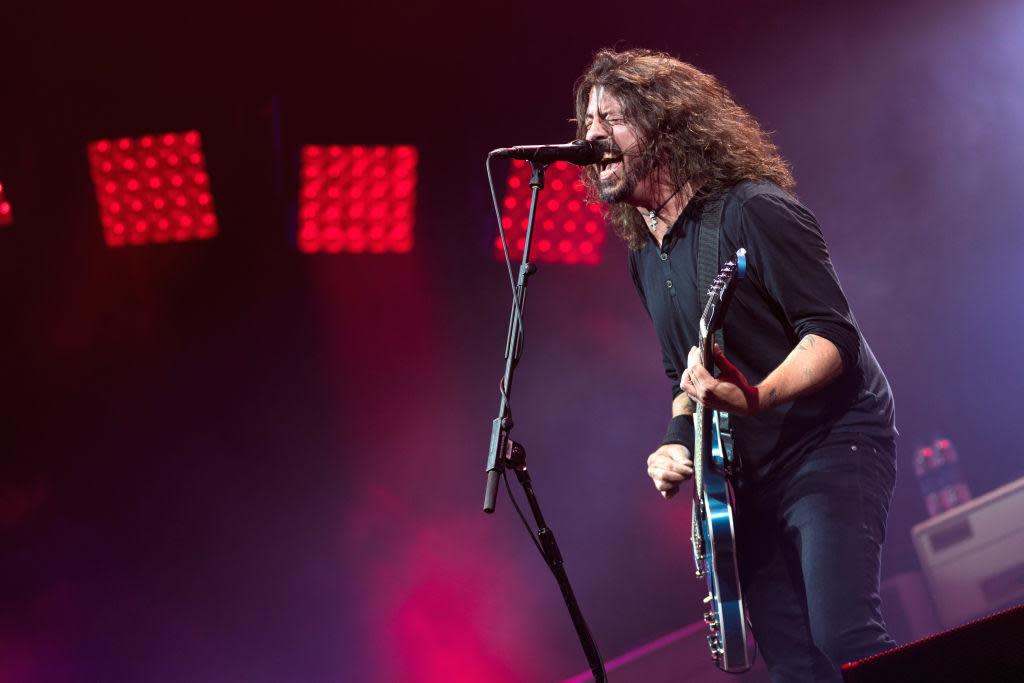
top-left (735, 439), bottom-right (898, 682)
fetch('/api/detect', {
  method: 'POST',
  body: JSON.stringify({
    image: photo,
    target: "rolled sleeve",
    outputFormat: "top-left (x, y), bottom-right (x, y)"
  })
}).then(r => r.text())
top-left (737, 193), bottom-right (860, 372)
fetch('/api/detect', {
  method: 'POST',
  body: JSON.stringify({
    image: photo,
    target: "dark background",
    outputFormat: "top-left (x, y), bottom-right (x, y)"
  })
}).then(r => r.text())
top-left (2, 1), bottom-right (1022, 680)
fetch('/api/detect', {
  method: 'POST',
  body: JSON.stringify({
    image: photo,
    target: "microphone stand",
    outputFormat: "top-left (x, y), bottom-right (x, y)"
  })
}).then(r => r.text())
top-left (482, 161), bottom-right (607, 682)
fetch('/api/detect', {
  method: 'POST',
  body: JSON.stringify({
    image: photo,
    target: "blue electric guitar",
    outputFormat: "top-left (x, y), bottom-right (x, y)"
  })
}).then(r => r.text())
top-left (691, 248), bottom-right (752, 672)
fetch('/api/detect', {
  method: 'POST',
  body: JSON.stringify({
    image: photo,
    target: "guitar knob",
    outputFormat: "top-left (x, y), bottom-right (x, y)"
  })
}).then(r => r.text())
top-left (695, 567), bottom-right (706, 578)
top-left (707, 635), bottom-right (722, 661)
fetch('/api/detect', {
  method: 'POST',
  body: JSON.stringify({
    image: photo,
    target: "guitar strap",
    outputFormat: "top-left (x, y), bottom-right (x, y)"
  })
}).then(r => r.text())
top-left (696, 194), bottom-right (726, 345)
top-left (696, 194), bottom-right (738, 472)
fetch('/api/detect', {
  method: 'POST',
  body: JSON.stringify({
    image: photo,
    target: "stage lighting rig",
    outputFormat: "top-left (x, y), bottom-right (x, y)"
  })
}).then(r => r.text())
top-left (298, 144), bottom-right (417, 254)
top-left (87, 131), bottom-right (218, 246)
top-left (495, 160), bottom-right (606, 266)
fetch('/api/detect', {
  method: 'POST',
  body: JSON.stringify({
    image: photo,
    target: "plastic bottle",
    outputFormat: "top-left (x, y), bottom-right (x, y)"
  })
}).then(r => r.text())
top-left (933, 438), bottom-right (972, 511)
top-left (913, 445), bottom-right (942, 517)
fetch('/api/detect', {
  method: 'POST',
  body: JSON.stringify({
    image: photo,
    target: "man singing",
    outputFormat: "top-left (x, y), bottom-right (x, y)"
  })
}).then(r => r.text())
top-left (574, 49), bottom-right (897, 681)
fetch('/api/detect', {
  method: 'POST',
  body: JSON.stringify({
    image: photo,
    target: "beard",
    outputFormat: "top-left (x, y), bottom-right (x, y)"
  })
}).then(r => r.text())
top-left (595, 151), bottom-right (652, 205)
top-left (597, 168), bottom-right (637, 204)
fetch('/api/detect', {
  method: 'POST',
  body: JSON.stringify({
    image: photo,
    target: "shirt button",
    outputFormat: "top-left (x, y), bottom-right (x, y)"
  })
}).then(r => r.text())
top-left (666, 280), bottom-right (673, 288)
top-left (660, 253), bottom-right (668, 261)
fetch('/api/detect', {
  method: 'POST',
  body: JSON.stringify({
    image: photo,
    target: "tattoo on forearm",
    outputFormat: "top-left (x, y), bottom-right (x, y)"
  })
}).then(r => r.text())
top-left (796, 336), bottom-right (816, 352)
top-left (767, 388), bottom-right (778, 409)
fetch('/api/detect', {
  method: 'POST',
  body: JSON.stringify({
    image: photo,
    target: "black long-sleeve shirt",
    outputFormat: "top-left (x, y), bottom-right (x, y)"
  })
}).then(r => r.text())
top-left (629, 180), bottom-right (895, 487)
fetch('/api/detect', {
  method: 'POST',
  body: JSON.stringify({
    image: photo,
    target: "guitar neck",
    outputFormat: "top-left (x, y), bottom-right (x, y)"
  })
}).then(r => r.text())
top-left (691, 333), bottom-right (714, 497)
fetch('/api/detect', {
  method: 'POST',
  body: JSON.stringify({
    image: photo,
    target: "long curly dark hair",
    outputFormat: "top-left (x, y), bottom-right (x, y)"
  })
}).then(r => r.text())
top-left (573, 48), bottom-right (795, 249)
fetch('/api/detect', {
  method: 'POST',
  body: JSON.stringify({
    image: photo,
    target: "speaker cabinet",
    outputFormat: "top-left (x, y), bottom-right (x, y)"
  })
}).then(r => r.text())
top-left (911, 476), bottom-right (1024, 628)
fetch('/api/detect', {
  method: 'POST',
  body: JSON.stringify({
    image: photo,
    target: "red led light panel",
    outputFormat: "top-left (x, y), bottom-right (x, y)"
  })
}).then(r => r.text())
top-left (298, 145), bottom-right (417, 254)
top-left (495, 160), bottom-right (606, 266)
top-left (87, 131), bottom-right (218, 246)
top-left (0, 181), bottom-right (11, 227)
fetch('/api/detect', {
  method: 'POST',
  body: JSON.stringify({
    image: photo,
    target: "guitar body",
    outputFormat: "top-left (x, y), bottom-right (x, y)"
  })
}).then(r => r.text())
top-left (689, 249), bottom-right (751, 671)
top-left (692, 411), bottom-right (749, 671)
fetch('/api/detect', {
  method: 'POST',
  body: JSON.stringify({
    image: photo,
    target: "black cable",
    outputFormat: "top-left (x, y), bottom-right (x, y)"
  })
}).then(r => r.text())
top-left (485, 156), bottom-right (527, 408)
top-left (503, 470), bottom-right (544, 558)
top-left (485, 155), bottom-right (519, 299)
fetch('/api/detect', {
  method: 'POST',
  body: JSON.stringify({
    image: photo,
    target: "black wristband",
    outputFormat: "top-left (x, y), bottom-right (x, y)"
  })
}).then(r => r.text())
top-left (662, 414), bottom-right (695, 449)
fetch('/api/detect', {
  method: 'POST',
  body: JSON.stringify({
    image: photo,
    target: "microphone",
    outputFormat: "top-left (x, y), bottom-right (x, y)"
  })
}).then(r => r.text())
top-left (489, 140), bottom-right (604, 166)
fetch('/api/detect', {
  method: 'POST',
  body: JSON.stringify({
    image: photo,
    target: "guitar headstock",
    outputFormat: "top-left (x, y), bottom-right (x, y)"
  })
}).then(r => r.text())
top-left (700, 248), bottom-right (747, 339)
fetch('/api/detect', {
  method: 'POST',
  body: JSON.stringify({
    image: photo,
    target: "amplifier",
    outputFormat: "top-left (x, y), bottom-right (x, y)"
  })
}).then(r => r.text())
top-left (911, 475), bottom-right (1024, 628)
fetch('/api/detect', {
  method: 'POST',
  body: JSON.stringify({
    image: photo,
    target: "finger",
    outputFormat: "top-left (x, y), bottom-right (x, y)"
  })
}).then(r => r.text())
top-left (662, 451), bottom-right (694, 467)
top-left (650, 451), bottom-right (694, 467)
top-left (687, 372), bottom-right (715, 404)
top-left (648, 466), bottom-right (687, 482)
top-left (648, 452), bottom-right (677, 468)
top-left (690, 364), bottom-right (715, 385)
top-left (648, 461), bottom-right (694, 483)
top-left (661, 488), bottom-right (676, 499)
top-left (649, 458), bottom-right (694, 477)
top-left (682, 366), bottom-right (703, 393)
top-left (687, 346), bottom-right (700, 368)
top-left (655, 478), bottom-right (680, 493)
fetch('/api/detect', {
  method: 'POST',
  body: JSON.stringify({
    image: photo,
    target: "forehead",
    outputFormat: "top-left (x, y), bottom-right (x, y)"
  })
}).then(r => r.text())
top-left (586, 86), bottom-right (624, 116)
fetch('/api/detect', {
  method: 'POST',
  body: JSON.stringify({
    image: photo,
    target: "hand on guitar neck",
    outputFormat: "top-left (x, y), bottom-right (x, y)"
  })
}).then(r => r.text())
top-left (682, 344), bottom-right (760, 416)
top-left (681, 334), bottom-right (843, 416)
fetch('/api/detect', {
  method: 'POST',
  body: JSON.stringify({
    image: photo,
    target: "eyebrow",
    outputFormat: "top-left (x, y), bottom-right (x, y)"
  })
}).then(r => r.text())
top-left (584, 108), bottom-right (623, 122)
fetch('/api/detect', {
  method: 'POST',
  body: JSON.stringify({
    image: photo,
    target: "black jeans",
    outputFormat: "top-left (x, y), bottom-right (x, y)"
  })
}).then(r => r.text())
top-left (734, 439), bottom-right (898, 682)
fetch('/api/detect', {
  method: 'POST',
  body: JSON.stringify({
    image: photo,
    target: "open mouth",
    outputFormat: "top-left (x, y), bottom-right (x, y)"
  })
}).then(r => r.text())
top-left (597, 153), bottom-right (623, 179)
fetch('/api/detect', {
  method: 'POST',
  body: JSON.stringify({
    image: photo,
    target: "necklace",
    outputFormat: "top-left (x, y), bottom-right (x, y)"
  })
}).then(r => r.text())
top-left (647, 188), bottom-right (681, 232)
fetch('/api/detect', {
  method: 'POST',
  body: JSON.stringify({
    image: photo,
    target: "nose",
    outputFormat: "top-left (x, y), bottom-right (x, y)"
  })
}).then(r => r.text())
top-left (585, 117), bottom-right (609, 143)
